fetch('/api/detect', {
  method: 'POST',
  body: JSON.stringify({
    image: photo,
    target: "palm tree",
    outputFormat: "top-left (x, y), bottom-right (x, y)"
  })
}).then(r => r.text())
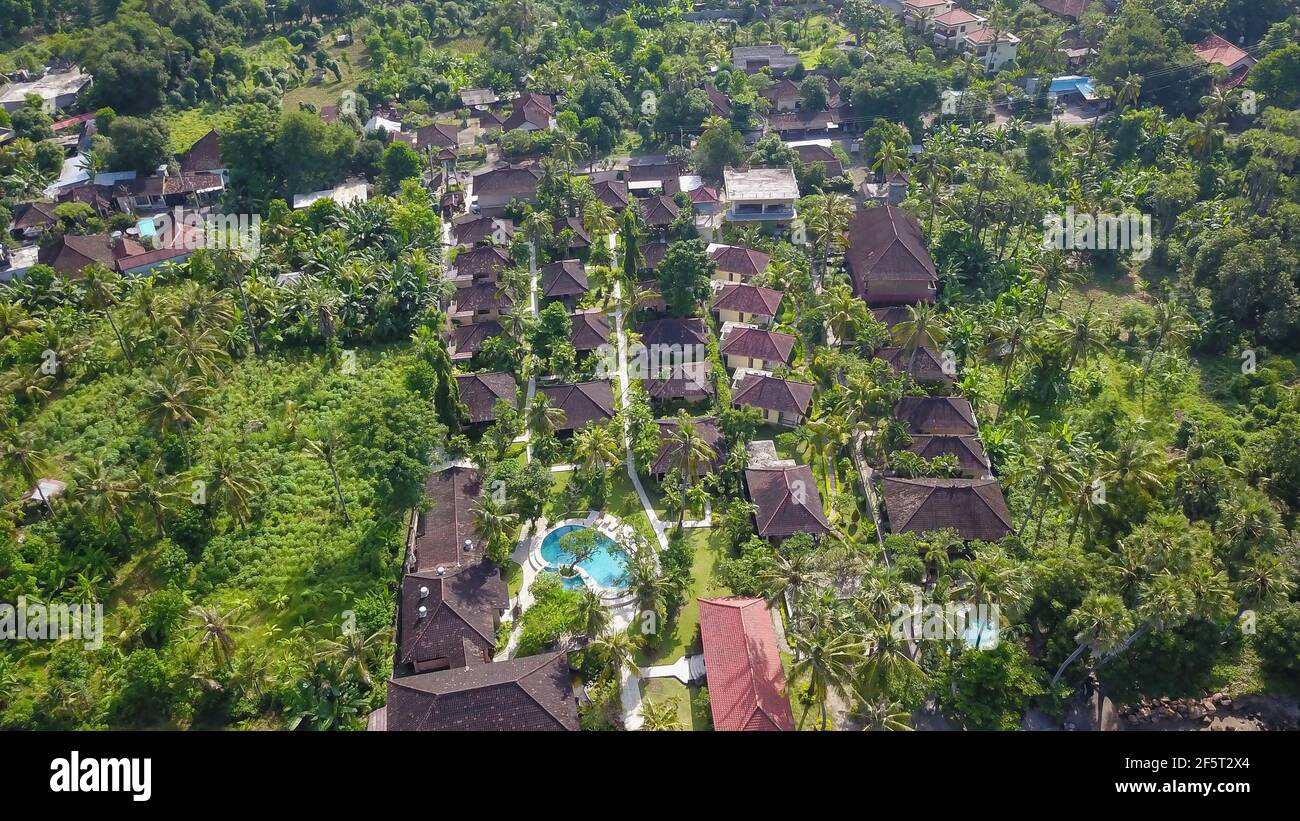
top-left (954, 546), bottom-right (1024, 650)
top-left (169, 280), bottom-right (236, 334)
top-left (141, 371), bottom-right (213, 463)
top-left (72, 459), bottom-right (136, 543)
top-left (472, 494), bottom-right (520, 564)
top-left (821, 284), bottom-right (869, 348)
top-left (316, 627), bottom-right (386, 686)
top-left (872, 141), bottom-right (905, 178)
top-left (129, 461), bottom-right (184, 537)
top-left (892, 302), bottom-right (946, 353)
top-left (1051, 305), bottom-right (1107, 375)
top-left (1187, 115), bottom-right (1225, 163)
top-left (1224, 553), bottom-right (1295, 639)
top-left (302, 426), bottom-right (350, 524)
top-left (803, 193), bottom-right (854, 281)
top-left (528, 393), bottom-right (566, 438)
top-left (789, 626), bottom-right (862, 730)
top-left (1016, 427), bottom-right (1079, 538)
top-left (588, 628), bottom-right (641, 682)
top-left (858, 699), bottom-right (913, 731)
top-left (0, 300), bottom-right (42, 344)
top-left (858, 621), bottom-right (923, 699)
top-left (758, 550), bottom-right (825, 624)
top-left (1030, 249), bottom-right (1083, 318)
top-left (1113, 73), bottom-right (1142, 111)
top-left (1140, 298), bottom-right (1196, 385)
top-left (665, 412), bottom-right (716, 529)
top-left (576, 588), bottom-right (610, 638)
top-left (573, 422), bottom-right (621, 474)
top-left (209, 449), bottom-right (264, 531)
top-left (1050, 592), bottom-right (1132, 686)
top-left (640, 697), bottom-right (684, 731)
top-left (190, 605), bottom-right (246, 673)
top-left (80, 264), bottom-right (134, 368)
top-left (0, 421), bottom-right (54, 514)
top-left (986, 310), bottom-right (1037, 419)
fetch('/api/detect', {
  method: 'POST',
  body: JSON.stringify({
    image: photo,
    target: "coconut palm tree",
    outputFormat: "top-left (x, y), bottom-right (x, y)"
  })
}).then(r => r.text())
top-left (316, 627), bottom-right (386, 687)
top-left (892, 302), bottom-right (946, 354)
top-left (1114, 73), bottom-right (1142, 111)
top-left (208, 449), bottom-right (264, 531)
top-left (0, 300), bottom-right (42, 344)
top-left (985, 310), bottom-right (1037, 419)
top-left (302, 425), bottom-right (351, 524)
top-left (789, 626), bottom-right (863, 730)
top-left (1051, 305), bottom-right (1108, 375)
top-left (858, 699), bottom-right (913, 731)
top-left (1029, 249), bottom-right (1082, 318)
top-left (576, 587), bottom-right (609, 638)
top-left (72, 459), bottom-right (137, 543)
top-left (640, 697), bottom-right (684, 730)
top-left (527, 393), bottom-right (566, 438)
top-left (1187, 115), bottom-right (1225, 163)
top-left (573, 422), bottom-right (621, 473)
top-left (128, 460), bottom-right (184, 538)
top-left (0, 420), bottom-right (54, 515)
top-left (472, 494), bottom-right (520, 565)
top-left (588, 628), bottom-right (641, 682)
top-left (821, 284), bottom-right (869, 348)
top-left (190, 605), bottom-right (246, 673)
top-left (80, 264), bottom-right (134, 368)
top-left (1223, 553), bottom-right (1295, 639)
top-left (665, 412), bottom-right (716, 529)
top-left (1049, 592), bottom-right (1132, 686)
top-left (954, 545), bottom-right (1024, 650)
top-left (858, 621), bottom-right (923, 700)
top-left (1140, 298), bottom-right (1196, 386)
top-left (803, 193), bottom-right (854, 282)
top-left (141, 370), bottom-right (213, 463)
top-left (758, 550), bottom-right (826, 623)
top-left (872, 141), bottom-right (905, 179)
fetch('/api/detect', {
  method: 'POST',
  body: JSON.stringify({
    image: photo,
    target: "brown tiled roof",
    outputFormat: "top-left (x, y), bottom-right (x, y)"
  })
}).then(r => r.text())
top-left (710, 245), bottom-right (770, 279)
top-left (637, 194), bottom-right (681, 227)
top-left (405, 121), bottom-right (460, 150)
top-left (114, 173), bottom-right (223, 198)
top-left (452, 245), bottom-right (511, 280)
top-left (456, 371), bottom-right (519, 424)
top-left (1035, 0), bottom-right (1093, 19)
top-left (540, 259), bottom-right (588, 299)
top-left (454, 214), bottom-right (515, 246)
top-left (761, 78), bottom-right (801, 102)
top-left (384, 650), bottom-right (578, 731)
top-left (905, 435), bottom-right (991, 478)
top-left (539, 380), bottom-right (615, 431)
top-left (592, 178), bottom-right (629, 209)
top-left (38, 233), bottom-right (149, 276)
top-left (872, 305), bottom-right (912, 328)
top-left (411, 466), bottom-right (486, 573)
top-left (688, 185), bottom-right (719, 205)
top-left (474, 164), bottom-right (541, 198)
top-left (451, 282), bottom-right (512, 313)
top-left (882, 477), bottom-right (1012, 541)
top-left (894, 396), bottom-right (977, 436)
top-left (651, 416), bottom-right (724, 476)
top-left (720, 325), bottom-right (796, 365)
top-left (768, 109), bottom-right (839, 131)
top-left (642, 241), bottom-right (668, 271)
top-left (450, 320), bottom-right (502, 360)
top-left (745, 465), bottom-right (830, 537)
top-left (397, 563), bottom-right (508, 670)
top-left (1194, 33), bottom-right (1252, 67)
top-left (502, 93), bottom-right (555, 132)
top-left (704, 84), bottom-right (732, 118)
top-left (645, 359), bottom-right (714, 402)
top-left (178, 129), bottom-right (223, 174)
top-left (12, 201), bottom-right (58, 231)
top-left (733, 373), bottom-right (814, 416)
top-left (627, 158), bottom-right (685, 184)
top-left (636, 317), bottom-right (709, 348)
top-left (634, 279), bottom-right (667, 312)
top-left (876, 346), bottom-right (953, 383)
top-left (846, 206), bottom-right (937, 299)
top-left (698, 597), bottom-right (795, 731)
top-left (794, 144), bottom-right (844, 178)
top-left (553, 216), bottom-right (591, 248)
top-left (713, 283), bottom-right (783, 318)
top-left (570, 311), bottom-right (611, 351)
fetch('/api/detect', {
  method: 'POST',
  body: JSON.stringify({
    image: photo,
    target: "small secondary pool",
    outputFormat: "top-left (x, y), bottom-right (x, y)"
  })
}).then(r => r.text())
top-left (540, 524), bottom-right (627, 590)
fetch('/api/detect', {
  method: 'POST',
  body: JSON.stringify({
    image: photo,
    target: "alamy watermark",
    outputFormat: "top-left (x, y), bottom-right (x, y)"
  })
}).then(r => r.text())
top-left (890, 592), bottom-right (1000, 649)
top-left (594, 342), bottom-right (708, 381)
top-left (0, 596), bottom-right (103, 650)
top-left (153, 207), bottom-right (261, 257)
top-left (1043, 207), bottom-right (1152, 261)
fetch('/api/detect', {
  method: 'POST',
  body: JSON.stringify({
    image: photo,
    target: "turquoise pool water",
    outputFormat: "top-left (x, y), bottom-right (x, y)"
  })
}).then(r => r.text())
top-left (540, 524), bottom-right (627, 590)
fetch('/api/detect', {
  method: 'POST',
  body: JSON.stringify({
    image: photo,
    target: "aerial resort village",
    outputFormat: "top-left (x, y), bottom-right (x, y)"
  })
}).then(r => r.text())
top-left (1, 0), bottom-right (1299, 736)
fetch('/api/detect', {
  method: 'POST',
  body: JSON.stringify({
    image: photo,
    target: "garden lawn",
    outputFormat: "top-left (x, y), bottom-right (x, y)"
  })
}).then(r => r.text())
top-left (637, 526), bottom-right (730, 666)
top-left (639, 677), bottom-right (711, 731)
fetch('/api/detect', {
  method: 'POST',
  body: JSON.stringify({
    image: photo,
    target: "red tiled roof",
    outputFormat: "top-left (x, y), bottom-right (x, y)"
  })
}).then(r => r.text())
top-left (1194, 33), bottom-right (1251, 68)
top-left (935, 8), bottom-right (981, 26)
top-left (883, 477), bottom-right (1012, 541)
top-left (698, 597), bottom-right (796, 731)
top-left (846, 206), bottom-right (938, 300)
top-left (384, 651), bottom-right (578, 731)
top-left (178, 129), bottom-right (223, 174)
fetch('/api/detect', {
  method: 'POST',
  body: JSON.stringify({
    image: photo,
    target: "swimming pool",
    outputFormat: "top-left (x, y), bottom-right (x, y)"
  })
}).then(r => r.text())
top-left (539, 524), bottom-right (627, 590)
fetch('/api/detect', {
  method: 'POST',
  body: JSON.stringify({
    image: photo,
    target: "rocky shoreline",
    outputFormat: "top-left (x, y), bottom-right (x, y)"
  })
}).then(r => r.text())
top-left (1119, 693), bottom-right (1300, 731)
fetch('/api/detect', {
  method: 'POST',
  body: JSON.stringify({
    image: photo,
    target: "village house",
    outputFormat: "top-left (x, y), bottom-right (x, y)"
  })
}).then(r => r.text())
top-left (1194, 33), bottom-right (1257, 89)
top-left (697, 597), bottom-right (796, 731)
top-left (650, 416), bottom-right (725, 480)
top-left (846, 205), bottom-right (938, 307)
top-left (744, 464), bottom-right (831, 539)
top-left (876, 345), bottom-right (954, 385)
top-left (455, 371), bottom-right (519, 426)
top-left (538, 380), bottom-right (615, 434)
top-left (570, 309), bottom-right (612, 355)
top-left (731, 45), bottom-right (801, 74)
top-left (501, 92), bottom-right (557, 132)
top-left (894, 395), bottom-right (979, 436)
top-left (448, 320), bottom-right (502, 362)
top-left (732, 371), bottom-right (815, 427)
top-left (0, 67), bottom-right (92, 113)
top-left (473, 163), bottom-right (541, 214)
top-left (539, 259), bottom-right (589, 308)
top-left (903, 434), bottom-right (993, 479)
top-left (708, 244), bottom-right (770, 283)
top-left (712, 282), bottom-right (783, 326)
top-left (723, 167), bottom-right (799, 224)
top-left (719, 324), bottom-right (797, 372)
top-left (882, 477), bottom-right (1013, 542)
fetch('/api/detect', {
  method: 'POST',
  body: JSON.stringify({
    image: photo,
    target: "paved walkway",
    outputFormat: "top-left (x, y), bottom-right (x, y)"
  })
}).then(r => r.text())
top-left (642, 654), bottom-right (705, 684)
